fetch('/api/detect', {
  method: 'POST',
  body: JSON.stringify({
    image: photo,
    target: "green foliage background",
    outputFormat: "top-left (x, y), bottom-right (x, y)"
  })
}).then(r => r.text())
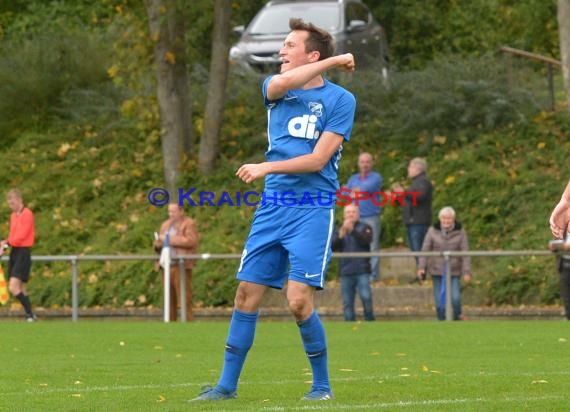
top-left (0, 0), bottom-right (567, 309)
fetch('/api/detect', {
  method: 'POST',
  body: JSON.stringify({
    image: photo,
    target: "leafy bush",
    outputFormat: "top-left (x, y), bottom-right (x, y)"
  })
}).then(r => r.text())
top-left (370, 0), bottom-right (559, 69)
top-left (0, 31), bottom-right (113, 141)
top-left (343, 54), bottom-right (539, 153)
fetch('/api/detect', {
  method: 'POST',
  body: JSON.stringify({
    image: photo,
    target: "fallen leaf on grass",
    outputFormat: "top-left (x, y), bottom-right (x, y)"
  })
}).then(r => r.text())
top-left (39, 383), bottom-right (48, 387)
top-left (400, 367), bottom-right (408, 371)
top-left (262, 399), bottom-right (270, 403)
top-left (399, 374), bottom-right (411, 377)
top-left (157, 394), bottom-right (166, 402)
top-left (74, 381), bottom-right (83, 385)
top-left (154, 346), bottom-right (164, 350)
top-left (558, 338), bottom-right (567, 342)
top-left (422, 366), bottom-right (429, 372)
top-left (339, 369), bottom-right (355, 372)
top-left (531, 380), bottom-right (548, 384)
top-left (70, 394), bottom-right (82, 398)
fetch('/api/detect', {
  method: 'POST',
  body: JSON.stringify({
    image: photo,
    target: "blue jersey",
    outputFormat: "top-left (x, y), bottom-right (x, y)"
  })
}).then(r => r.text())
top-left (262, 76), bottom-right (356, 208)
top-left (346, 171), bottom-right (383, 217)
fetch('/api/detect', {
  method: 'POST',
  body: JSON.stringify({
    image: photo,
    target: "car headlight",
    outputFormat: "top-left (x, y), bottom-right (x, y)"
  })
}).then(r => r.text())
top-left (229, 46), bottom-right (244, 61)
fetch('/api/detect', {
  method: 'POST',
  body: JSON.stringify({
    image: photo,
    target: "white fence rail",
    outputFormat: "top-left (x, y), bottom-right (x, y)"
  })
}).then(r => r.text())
top-left (2, 250), bottom-right (556, 322)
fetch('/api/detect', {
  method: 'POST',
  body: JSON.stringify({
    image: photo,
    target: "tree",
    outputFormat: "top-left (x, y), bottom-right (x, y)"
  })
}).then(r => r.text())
top-left (559, 0), bottom-right (570, 112)
top-left (198, 0), bottom-right (232, 174)
top-left (145, 0), bottom-right (192, 193)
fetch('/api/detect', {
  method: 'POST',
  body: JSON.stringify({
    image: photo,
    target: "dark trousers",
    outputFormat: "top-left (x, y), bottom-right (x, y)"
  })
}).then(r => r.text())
top-left (340, 274), bottom-right (375, 321)
top-left (560, 259), bottom-right (570, 320)
top-left (406, 224), bottom-right (429, 266)
top-left (162, 266), bottom-right (193, 321)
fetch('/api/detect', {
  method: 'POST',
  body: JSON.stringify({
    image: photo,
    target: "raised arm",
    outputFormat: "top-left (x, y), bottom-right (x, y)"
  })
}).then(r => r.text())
top-left (266, 53), bottom-right (355, 101)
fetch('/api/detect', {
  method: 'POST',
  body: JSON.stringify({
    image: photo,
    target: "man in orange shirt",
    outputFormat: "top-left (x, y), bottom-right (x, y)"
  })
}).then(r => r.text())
top-left (0, 189), bottom-right (36, 322)
top-left (153, 203), bottom-right (199, 321)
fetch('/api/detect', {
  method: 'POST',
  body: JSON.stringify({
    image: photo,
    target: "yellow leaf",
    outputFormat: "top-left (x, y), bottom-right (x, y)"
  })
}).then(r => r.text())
top-left (422, 365), bottom-right (429, 372)
top-left (433, 135), bottom-right (447, 145)
top-left (107, 65), bottom-right (119, 78)
top-left (164, 51), bottom-right (176, 64)
top-left (57, 143), bottom-right (71, 158)
top-left (537, 142), bottom-right (546, 149)
top-left (445, 175), bottom-right (455, 185)
top-left (157, 394), bottom-right (166, 402)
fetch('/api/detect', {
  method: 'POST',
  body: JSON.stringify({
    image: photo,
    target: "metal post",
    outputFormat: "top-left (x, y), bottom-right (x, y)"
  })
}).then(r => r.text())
top-left (71, 257), bottom-right (79, 322)
top-left (547, 63), bottom-right (555, 111)
top-left (179, 258), bottom-right (187, 322)
top-left (164, 261), bottom-right (170, 323)
top-left (444, 252), bottom-right (452, 321)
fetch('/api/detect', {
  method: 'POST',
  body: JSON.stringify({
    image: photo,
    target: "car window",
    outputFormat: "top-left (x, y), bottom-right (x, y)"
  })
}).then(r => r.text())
top-left (345, 2), bottom-right (370, 26)
top-left (248, 4), bottom-right (341, 35)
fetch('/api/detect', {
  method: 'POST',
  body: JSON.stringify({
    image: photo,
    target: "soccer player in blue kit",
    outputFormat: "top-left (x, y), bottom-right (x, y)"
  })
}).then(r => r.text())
top-left (192, 18), bottom-right (356, 402)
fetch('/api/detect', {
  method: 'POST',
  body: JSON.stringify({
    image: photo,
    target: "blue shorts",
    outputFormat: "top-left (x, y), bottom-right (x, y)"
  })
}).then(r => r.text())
top-left (237, 203), bottom-right (335, 290)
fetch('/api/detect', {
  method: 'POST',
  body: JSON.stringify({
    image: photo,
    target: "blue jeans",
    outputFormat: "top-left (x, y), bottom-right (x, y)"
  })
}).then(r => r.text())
top-left (406, 224), bottom-right (429, 265)
top-left (341, 274), bottom-right (375, 321)
top-left (431, 275), bottom-right (461, 320)
top-left (361, 215), bottom-right (380, 280)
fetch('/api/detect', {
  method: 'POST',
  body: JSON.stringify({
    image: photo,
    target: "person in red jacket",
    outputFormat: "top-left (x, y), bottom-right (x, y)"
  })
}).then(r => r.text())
top-left (0, 189), bottom-right (36, 321)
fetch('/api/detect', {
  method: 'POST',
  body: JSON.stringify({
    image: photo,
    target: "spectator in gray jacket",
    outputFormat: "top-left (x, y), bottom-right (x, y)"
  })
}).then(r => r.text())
top-left (417, 206), bottom-right (471, 320)
top-left (392, 158), bottom-right (433, 266)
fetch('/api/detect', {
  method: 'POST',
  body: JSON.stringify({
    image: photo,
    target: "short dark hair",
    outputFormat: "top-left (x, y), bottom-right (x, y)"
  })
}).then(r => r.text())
top-left (289, 18), bottom-right (335, 60)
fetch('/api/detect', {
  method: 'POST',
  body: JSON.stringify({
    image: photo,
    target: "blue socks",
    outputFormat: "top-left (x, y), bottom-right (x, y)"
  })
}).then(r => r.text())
top-left (298, 311), bottom-right (330, 392)
top-left (216, 309), bottom-right (259, 393)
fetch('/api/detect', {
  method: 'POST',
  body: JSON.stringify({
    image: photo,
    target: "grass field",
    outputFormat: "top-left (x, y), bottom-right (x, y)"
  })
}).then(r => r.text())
top-left (0, 320), bottom-right (569, 411)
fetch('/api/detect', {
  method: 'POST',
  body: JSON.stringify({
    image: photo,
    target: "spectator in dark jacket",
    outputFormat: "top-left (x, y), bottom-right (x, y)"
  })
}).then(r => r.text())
top-left (417, 206), bottom-right (471, 321)
top-left (393, 158), bottom-right (433, 266)
top-left (332, 205), bottom-right (375, 321)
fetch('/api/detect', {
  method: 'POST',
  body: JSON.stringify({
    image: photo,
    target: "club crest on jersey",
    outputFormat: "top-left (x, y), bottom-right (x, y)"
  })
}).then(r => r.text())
top-left (308, 102), bottom-right (323, 117)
